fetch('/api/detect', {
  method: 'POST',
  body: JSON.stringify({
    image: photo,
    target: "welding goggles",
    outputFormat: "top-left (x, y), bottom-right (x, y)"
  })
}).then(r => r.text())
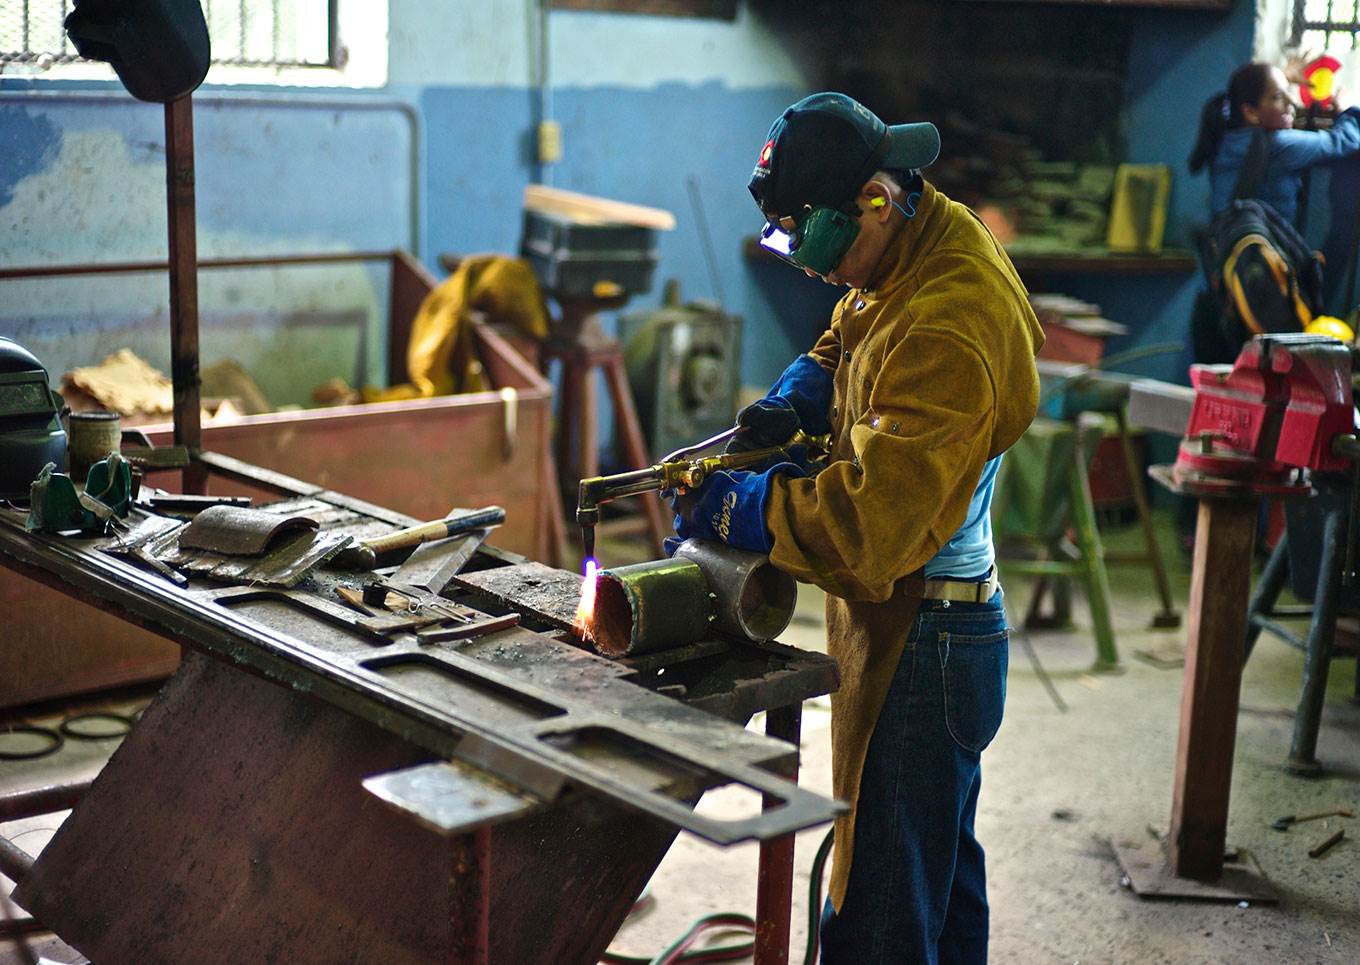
top-left (757, 203), bottom-right (862, 277)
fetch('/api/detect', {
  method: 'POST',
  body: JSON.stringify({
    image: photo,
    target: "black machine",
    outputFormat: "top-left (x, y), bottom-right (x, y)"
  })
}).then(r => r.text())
top-left (0, 339), bottom-right (69, 502)
top-left (620, 281), bottom-right (741, 461)
top-left (0, 338), bottom-right (69, 499)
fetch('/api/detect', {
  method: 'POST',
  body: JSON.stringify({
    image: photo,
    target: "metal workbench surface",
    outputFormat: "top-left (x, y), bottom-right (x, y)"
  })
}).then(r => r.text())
top-left (0, 490), bottom-right (842, 844)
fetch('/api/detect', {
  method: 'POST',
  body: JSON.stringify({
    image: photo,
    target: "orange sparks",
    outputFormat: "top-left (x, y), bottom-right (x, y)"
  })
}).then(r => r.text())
top-left (574, 558), bottom-right (599, 640)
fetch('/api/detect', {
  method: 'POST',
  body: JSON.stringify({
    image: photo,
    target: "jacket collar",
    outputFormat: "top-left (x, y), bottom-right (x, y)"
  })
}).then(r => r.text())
top-left (859, 181), bottom-right (944, 296)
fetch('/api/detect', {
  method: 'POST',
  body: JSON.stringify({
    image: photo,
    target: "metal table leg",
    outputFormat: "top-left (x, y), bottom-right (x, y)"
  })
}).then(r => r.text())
top-left (1115, 407), bottom-right (1180, 628)
top-left (1068, 434), bottom-right (1119, 671)
top-left (450, 825), bottom-right (492, 965)
top-left (1288, 506), bottom-right (1345, 773)
top-left (755, 702), bottom-right (802, 965)
top-left (1244, 537), bottom-right (1290, 662)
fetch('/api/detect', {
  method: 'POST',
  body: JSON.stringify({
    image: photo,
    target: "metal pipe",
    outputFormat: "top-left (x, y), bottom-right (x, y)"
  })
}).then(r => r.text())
top-left (165, 94), bottom-right (206, 495)
top-left (590, 542), bottom-right (798, 656)
top-left (674, 540), bottom-right (796, 642)
top-left (0, 778), bottom-right (93, 822)
top-left (0, 250), bottom-right (400, 281)
top-left (591, 557), bottom-right (714, 657)
top-left (0, 834), bottom-right (35, 885)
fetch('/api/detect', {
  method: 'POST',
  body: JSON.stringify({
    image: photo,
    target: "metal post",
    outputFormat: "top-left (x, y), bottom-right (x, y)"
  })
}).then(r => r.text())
top-left (756, 702), bottom-right (802, 965)
top-left (164, 95), bottom-right (206, 494)
top-left (1169, 497), bottom-right (1257, 880)
top-left (450, 825), bottom-right (491, 965)
top-left (1244, 538), bottom-right (1290, 662)
top-left (1288, 505), bottom-right (1345, 772)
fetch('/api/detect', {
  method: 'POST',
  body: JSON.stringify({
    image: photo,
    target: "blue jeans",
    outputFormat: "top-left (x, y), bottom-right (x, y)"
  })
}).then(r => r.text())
top-left (821, 592), bottom-right (1008, 965)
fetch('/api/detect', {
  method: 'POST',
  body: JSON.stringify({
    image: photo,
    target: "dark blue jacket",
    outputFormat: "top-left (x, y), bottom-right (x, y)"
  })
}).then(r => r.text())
top-left (1209, 108), bottom-right (1360, 222)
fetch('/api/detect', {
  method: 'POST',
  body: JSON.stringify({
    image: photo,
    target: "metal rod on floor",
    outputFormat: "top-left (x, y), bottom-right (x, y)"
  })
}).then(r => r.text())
top-left (0, 834), bottom-right (36, 884)
top-left (1013, 629), bottom-right (1068, 713)
top-left (0, 778), bottom-right (94, 822)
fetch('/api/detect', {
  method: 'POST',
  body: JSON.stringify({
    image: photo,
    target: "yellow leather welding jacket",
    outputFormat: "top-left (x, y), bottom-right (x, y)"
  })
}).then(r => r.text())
top-left (764, 182), bottom-right (1043, 909)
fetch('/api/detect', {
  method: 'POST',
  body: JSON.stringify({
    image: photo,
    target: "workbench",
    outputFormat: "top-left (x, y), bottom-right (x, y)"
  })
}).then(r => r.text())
top-left (0, 452), bottom-right (841, 964)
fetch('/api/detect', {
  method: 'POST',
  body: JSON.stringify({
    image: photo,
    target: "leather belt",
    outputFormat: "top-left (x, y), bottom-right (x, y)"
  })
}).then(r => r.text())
top-left (921, 567), bottom-right (1000, 603)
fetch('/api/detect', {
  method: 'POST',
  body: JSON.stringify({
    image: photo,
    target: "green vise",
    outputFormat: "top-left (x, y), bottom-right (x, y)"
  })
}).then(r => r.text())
top-left (27, 454), bottom-right (133, 535)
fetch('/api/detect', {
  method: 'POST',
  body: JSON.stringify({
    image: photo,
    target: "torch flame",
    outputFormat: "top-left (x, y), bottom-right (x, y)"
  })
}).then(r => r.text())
top-left (574, 557), bottom-right (599, 640)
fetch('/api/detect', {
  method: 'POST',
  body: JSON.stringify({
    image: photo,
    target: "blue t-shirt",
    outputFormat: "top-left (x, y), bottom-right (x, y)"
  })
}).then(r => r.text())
top-left (1209, 109), bottom-right (1360, 223)
top-left (924, 454), bottom-right (1000, 580)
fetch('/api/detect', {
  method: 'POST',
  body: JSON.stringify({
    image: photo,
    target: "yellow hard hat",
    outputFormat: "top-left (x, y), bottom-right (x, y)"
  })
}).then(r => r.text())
top-left (1305, 315), bottom-right (1355, 343)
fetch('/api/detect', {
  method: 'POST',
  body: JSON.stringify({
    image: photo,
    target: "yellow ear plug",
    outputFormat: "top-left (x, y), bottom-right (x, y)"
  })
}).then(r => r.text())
top-left (870, 197), bottom-right (887, 208)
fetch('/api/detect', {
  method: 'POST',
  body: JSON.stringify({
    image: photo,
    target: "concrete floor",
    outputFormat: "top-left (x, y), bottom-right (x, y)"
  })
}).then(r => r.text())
top-left (607, 518), bottom-right (1360, 965)
top-left (3, 514), bottom-right (1358, 963)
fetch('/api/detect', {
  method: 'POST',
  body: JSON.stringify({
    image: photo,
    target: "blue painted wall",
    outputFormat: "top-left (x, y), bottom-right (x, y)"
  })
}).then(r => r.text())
top-left (0, 89), bottom-right (414, 406)
top-left (0, 3), bottom-right (824, 416)
top-left (0, 0), bottom-right (1277, 422)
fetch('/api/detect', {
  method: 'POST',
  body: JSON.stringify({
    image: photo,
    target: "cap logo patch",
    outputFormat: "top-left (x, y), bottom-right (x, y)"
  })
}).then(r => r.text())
top-left (758, 139), bottom-right (775, 168)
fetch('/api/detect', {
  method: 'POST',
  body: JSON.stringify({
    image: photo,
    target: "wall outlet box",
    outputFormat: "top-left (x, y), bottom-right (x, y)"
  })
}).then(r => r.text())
top-left (537, 120), bottom-right (563, 164)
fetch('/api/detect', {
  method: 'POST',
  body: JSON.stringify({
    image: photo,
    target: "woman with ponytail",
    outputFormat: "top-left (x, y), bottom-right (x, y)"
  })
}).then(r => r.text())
top-left (1190, 61), bottom-right (1360, 224)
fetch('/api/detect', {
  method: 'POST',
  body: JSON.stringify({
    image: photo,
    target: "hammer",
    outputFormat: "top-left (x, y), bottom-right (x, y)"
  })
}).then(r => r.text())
top-left (1269, 807), bottom-right (1353, 831)
top-left (333, 506), bottom-right (506, 571)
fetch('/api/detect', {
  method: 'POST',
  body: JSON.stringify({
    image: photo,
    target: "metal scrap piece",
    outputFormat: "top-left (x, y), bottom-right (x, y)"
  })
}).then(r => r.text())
top-left (450, 562), bottom-right (583, 633)
top-left (178, 505), bottom-right (318, 556)
top-left (148, 527), bottom-right (351, 589)
top-left (100, 514), bottom-right (190, 586)
top-left (362, 760), bottom-right (539, 836)
top-left (416, 612), bottom-right (521, 644)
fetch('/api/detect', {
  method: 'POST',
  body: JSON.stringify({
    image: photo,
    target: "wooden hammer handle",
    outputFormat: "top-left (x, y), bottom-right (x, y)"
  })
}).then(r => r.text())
top-left (362, 506), bottom-right (506, 557)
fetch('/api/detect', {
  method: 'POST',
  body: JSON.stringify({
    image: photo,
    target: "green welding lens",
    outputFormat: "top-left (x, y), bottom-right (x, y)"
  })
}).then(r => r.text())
top-left (759, 207), bottom-right (861, 275)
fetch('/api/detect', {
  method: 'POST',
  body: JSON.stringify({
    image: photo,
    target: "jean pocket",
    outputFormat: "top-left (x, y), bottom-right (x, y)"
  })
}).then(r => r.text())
top-left (938, 631), bottom-right (1008, 754)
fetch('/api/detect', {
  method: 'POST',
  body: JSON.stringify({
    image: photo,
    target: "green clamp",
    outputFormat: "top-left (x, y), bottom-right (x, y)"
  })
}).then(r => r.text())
top-left (27, 454), bottom-right (133, 535)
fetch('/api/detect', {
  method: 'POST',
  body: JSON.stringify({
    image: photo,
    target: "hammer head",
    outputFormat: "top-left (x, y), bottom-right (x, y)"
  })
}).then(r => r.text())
top-left (1270, 816), bottom-right (1294, 831)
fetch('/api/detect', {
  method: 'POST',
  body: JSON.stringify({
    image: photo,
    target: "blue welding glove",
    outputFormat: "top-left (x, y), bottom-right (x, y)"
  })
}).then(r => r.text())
top-left (668, 462), bottom-right (806, 554)
top-left (728, 355), bottom-right (834, 453)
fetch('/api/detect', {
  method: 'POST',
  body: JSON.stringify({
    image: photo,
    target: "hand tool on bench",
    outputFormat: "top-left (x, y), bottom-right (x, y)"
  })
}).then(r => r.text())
top-left (332, 506), bottom-right (506, 571)
top-left (143, 492), bottom-right (253, 511)
top-left (101, 514), bottom-right (189, 587)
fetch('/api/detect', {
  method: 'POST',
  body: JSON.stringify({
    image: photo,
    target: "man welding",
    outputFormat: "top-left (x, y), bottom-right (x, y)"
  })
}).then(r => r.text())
top-left (669, 93), bottom-right (1043, 963)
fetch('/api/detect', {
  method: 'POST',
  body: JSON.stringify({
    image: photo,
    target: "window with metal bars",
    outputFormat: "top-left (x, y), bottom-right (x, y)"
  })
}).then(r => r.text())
top-left (0, 0), bottom-right (340, 70)
top-left (1294, 0), bottom-right (1360, 53)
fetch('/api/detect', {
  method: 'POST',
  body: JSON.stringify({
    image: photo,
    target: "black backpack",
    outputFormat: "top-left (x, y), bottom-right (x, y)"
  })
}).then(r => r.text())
top-left (1195, 131), bottom-right (1324, 343)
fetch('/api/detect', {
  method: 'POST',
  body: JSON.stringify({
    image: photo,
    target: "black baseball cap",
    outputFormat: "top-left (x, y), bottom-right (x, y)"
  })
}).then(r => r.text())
top-left (749, 92), bottom-right (940, 217)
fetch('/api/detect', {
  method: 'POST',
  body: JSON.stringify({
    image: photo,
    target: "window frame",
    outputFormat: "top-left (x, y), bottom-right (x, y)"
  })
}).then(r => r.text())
top-left (0, 0), bottom-right (387, 88)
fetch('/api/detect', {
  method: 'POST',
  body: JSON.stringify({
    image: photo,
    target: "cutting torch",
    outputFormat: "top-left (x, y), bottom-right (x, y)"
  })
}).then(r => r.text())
top-left (576, 427), bottom-right (831, 561)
